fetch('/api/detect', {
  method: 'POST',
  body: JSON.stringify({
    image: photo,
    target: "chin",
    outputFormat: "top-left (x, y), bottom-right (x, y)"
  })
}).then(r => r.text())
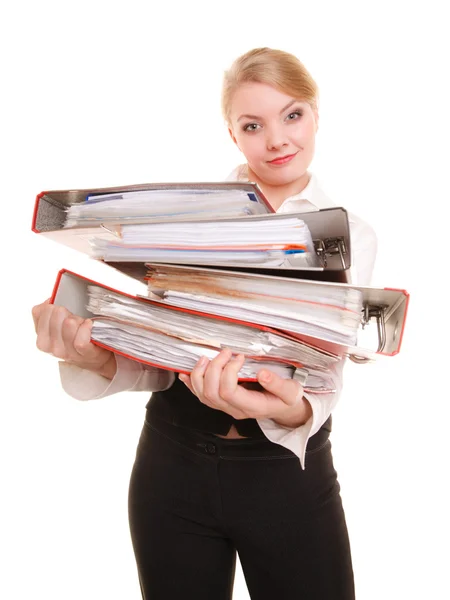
top-left (263, 165), bottom-right (306, 186)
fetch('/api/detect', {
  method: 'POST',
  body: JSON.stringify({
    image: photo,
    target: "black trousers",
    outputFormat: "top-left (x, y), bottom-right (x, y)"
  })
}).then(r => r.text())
top-left (128, 412), bottom-right (355, 600)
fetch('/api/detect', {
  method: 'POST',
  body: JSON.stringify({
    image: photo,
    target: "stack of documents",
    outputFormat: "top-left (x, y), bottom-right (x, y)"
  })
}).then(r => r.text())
top-left (89, 215), bottom-right (317, 267)
top-left (34, 180), bottom-right (409, 371)
top-left (64, 187), bottom-right (272, 228)
top-left (145, 264), bottom-right (363, 346)
top-left (84, 282), bottom-right (338, 392)
top-left (33, 182), bottom-right (352, 273)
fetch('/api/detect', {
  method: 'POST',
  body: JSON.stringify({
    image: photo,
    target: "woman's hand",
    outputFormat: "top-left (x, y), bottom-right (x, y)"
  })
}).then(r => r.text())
top-left (32, 299), bottom-right (117, 379)
top-left (179, 349), bottom-right (312, 428)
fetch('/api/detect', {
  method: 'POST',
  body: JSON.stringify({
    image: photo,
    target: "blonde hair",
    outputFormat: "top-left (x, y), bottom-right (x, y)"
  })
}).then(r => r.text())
top-left (221, 47), bottom-right (318, 124)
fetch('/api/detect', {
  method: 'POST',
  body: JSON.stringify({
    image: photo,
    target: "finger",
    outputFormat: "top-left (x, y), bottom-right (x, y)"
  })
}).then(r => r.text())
top-left (257, 369), bottom-right (304, 406)
top-left (217, 356), bottom-right (266, 419)
top-left (182, 370), bottom-right (215, 409)
top-left (219, 354), bottom-right (250, 418)
top-left (61, 315), bottom-right (88, 357)
top-left (32, 299), bottom-right (51, 332)
top-left (178, 373), bottom-right (195, 395)
top-left (72, 319), bottom-right (101, 358)
top-left (202, 348), bottom-right (234, 405)
top-left (219, 353), bottom-right (246, 400)
top-left (189, 355), bottom-right (210, 401)
top-left (48, 306), bottom-right (72, 358)
top-left (35, 303), bottom-right (55, 354)
top-left (204, 351), bottom-right (249, 418)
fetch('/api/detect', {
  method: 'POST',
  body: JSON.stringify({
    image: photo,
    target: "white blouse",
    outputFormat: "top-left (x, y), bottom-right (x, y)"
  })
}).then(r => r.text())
top-left (59, 169), bottom-right (377, 468)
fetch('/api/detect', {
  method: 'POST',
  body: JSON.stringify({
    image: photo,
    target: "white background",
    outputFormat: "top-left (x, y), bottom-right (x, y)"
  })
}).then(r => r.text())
top-left (1, 1), bottom-right (449, 598)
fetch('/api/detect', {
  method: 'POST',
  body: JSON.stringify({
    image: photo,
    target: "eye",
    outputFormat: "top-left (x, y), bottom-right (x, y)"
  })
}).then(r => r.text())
top-left (286, 110), bottom-right (303, 121)
top-left (243, 123), bottom-right (261, 132)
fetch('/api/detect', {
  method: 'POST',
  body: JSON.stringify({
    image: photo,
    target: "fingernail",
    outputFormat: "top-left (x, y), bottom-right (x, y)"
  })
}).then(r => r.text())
top-left (197, 356), bottom-right (208, 368)
top-left (259, 370), bottom-right (271, 383)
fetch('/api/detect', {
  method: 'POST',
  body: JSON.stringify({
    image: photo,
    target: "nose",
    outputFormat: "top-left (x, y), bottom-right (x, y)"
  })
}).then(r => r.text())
top-left (265, 124), bottom-right (288, 151)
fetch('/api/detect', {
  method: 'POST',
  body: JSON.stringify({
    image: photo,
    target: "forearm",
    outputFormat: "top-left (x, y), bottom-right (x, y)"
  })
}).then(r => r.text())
top-left (60, 354), bottom-right (175, 401)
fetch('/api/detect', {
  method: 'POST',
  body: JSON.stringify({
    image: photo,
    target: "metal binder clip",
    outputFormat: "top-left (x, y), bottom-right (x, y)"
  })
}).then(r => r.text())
top-left (313, 237), bottom-right (347, 269)
top-left (293, 368), bottom-right (309, 387)
top-left (349, 304), bottom-right (387, 363)
top-left (325, 237), bottom-right (347, 270)
top-left (314, 239), bottom-right (327, 267)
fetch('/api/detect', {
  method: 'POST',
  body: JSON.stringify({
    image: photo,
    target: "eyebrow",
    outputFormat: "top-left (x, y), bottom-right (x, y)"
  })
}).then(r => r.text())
top-left (237, 99), bottom-right (298, 122)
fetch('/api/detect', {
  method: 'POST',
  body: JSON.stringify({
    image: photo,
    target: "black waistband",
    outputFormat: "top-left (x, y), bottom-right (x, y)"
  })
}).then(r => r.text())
top-left (146, 375), bottom-right (332, 446)
top-left (145, 411), bottom-right (332, 459)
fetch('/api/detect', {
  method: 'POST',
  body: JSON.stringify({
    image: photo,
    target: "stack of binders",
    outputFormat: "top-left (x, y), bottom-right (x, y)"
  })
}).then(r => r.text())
top-left (32, 181), bottom-right (409, 391)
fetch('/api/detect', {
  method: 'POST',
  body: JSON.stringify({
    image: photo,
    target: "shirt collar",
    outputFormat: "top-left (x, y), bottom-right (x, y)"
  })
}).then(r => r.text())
top-left (226, 164), bottom-right (336, 213)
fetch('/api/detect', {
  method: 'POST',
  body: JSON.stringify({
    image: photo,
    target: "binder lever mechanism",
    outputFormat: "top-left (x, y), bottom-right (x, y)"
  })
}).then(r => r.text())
top-left (349, 304), bottom-right (387, 364)
top-left (313, 237), bottom-right (347, 269)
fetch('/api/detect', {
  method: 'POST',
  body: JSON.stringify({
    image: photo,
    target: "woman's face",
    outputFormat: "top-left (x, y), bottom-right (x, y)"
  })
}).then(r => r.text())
top-left (228, 82), bottom-right (318, 188)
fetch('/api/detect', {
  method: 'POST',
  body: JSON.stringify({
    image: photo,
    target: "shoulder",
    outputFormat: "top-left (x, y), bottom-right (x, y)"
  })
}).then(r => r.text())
top-left (347, 210), bottom-right (377, 246)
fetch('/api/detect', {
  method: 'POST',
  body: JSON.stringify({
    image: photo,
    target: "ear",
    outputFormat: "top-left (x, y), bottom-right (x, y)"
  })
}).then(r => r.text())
top-left (228, 127), bottom-right (240, 150)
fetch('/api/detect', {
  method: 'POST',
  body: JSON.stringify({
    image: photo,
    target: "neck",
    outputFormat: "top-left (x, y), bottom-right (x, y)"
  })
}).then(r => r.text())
top-left (247, 168), bottom-right (311, 211)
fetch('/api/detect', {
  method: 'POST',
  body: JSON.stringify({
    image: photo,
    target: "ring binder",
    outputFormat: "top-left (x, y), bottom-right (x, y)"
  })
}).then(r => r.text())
top-left (143, 263), bottom-right (409, 360)
top-left (101, 225), bottom-right (346, 269)
top-left (33, 183), bottom-right (352, 275)
top-left (51, 269), bottom-right (339, 392)
top-left (32, 182), bottom-right (409, 366)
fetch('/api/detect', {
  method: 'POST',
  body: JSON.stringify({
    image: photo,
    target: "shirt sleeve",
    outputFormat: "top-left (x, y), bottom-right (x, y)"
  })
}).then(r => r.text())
top-left (256, 359), bottom-right (345, 469)
top-left (257, 213), bottom-right (378, 468)
top-left (59, 354), bottom-right (175, 401)
top-left (348, 213), bottom-right (378, 286)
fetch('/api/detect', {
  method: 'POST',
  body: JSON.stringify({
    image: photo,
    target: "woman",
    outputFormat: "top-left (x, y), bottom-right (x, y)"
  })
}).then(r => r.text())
top-left (32, 47), bottom-right (377, 599)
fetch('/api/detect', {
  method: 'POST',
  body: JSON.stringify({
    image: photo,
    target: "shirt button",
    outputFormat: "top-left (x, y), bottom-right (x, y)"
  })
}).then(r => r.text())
top-left (206, 443), bottom-right (216, 455)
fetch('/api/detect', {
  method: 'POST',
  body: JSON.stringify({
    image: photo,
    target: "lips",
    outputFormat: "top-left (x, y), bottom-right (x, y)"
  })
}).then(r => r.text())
top-left (267, 152), bottom-right (297, 165)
